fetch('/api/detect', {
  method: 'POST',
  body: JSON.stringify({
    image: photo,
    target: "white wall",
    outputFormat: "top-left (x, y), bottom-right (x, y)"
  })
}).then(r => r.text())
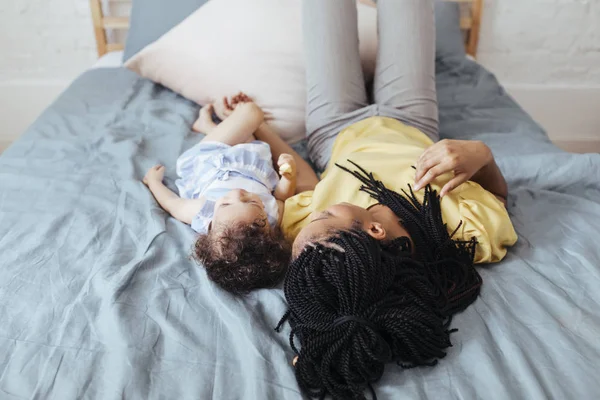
top-left (1, 0), bottom-right (599, 149)
top-left (479, 0), bottom-right (600, 86)
top-left (477, 0), bottom-right (600, 147)
top-left (0, 0), bottom-right (98, 148)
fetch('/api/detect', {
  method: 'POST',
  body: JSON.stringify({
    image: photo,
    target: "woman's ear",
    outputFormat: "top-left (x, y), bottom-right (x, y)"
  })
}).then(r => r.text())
top-left (366, 222), bottom-right (386, 240)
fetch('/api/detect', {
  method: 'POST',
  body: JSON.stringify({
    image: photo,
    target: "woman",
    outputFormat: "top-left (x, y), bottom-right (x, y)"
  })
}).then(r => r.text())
top-left (276, 1), bottom-right (518, 399)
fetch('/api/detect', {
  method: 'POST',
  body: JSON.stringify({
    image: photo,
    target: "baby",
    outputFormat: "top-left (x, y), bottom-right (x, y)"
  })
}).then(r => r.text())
top-left (143, 93), bottom-right (296, 295)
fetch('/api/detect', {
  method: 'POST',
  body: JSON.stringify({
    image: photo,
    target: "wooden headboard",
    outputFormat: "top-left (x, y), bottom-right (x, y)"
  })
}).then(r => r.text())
top-left (457, 0), bottom-right (483, 57)
top-left (90, 0), bottom-right (483, 58)
top-left (89, 0), bottom-right (130, 56)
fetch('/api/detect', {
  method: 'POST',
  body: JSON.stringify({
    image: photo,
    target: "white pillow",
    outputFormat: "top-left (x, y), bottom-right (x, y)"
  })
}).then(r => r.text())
top-left (125, 0), bottom-right (377, 144)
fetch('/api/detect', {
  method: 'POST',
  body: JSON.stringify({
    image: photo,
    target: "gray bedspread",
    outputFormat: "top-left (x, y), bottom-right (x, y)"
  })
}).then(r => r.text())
top-left (1, 59), bottom-right (599, 400)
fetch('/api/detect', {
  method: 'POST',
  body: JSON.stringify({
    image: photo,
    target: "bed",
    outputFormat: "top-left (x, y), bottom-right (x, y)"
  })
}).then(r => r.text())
top-left (1, 1), bottom-right (600, 399)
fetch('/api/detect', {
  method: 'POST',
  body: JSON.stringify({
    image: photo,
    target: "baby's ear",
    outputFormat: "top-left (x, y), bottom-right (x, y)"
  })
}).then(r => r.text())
top-left (366, 222), bottom-right (386, 241)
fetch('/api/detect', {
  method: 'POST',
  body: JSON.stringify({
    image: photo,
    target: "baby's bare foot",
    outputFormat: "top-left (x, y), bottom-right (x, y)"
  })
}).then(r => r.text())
top-left (192, 104), bottom-right (216, 133)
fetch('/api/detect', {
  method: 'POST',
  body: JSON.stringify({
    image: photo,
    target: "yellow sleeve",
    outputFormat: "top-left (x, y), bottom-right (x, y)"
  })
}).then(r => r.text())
top-left (281, 191), bottom-right (315, 241)
top-left (454, 184), bottom-right (518, 264)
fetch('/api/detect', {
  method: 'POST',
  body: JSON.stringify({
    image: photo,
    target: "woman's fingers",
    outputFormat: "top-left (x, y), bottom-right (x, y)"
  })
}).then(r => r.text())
top-left (415, 146), bottom-right (448, 183)
top-left (415, 155), bottom-right (440, 183)
top-left (440, 173), bottom-right (468, 197)
top-left (414, 162), bottom-right (453, 190)
top-left (415, 144), bottom-right (446, 178)
top-left (417, 140), bottom-right (444, 163)
top-left (417, 147), bottom-right (432, 167)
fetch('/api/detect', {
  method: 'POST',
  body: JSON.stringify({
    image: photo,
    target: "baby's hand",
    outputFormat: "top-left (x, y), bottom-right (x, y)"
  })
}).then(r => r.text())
top-left (277, 154), bottom-right (296, 179)
top-left (274, 154), bottom-right (297, 202)
top-left (213, 92), bottom-right (253, 120)
top-left (143, 164), bottom-right (165, 186)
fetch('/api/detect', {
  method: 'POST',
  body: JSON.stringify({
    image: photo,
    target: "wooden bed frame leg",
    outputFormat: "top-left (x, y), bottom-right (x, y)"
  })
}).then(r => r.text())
top-left (467, 0), bottom-right (483, 58)
top-left (90, 0), bottom-right (108, 57)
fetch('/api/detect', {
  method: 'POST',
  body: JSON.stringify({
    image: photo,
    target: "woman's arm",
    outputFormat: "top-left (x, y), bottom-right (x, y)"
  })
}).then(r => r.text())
top-left (414, 140), bottom-right (508, 204)
top-left (201, 102), bottom-right (264, 145)
top-left (470, 157), bottom-right (508, 204)
top-left (254, 122), bottom-right (319, 193)
top-left (143, 165), bottom-right (205, 224)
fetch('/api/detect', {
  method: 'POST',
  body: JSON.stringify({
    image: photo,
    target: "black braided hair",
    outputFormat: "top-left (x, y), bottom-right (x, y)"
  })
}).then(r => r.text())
top-left (276, 232), bottom-right (453, 400)
top-left (335, 160), bottom-right (481, 315)
top-left (276, 161), bottom-right (482, 400)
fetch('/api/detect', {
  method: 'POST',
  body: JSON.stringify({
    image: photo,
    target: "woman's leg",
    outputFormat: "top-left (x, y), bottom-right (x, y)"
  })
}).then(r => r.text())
top-left (303, 0), bottom-right (370, 170)
top-left (373, 0), bottom-right (439, 142)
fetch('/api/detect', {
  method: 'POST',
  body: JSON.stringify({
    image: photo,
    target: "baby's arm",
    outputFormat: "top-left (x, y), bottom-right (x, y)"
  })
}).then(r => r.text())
top-left (277, 200), bottom-right (285, 225)
top-left (201, 102), bottom-right (264, 146)
top-left (143, 165), bottom-right (205, 224)
top-left (255, 122), bottom-right (319, 193)
top-left (193, 100), bottom-right (256, 142)
top-left (274, 154), bottom-right (297, 201)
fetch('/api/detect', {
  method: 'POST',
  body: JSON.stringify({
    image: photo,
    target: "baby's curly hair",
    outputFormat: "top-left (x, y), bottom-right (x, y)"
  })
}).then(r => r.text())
top-left (193, 222), bottom-right (291, 295)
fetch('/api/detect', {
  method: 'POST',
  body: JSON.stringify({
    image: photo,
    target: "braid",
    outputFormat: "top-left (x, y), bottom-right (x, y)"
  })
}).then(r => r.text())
top-left (276, 161), bottom-right (483, 399)
top-left (336, 160), bottom-right (482, 315)
top-left (277, 232), bottom-right (453, 400)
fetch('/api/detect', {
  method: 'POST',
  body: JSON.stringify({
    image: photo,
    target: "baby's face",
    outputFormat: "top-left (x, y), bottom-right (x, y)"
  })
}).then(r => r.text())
top-left (211, 189), bottom-right (268, 230)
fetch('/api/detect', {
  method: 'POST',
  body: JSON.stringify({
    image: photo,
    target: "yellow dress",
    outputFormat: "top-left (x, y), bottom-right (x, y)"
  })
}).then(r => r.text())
top-left (282, 117), bottom-right (518, 263)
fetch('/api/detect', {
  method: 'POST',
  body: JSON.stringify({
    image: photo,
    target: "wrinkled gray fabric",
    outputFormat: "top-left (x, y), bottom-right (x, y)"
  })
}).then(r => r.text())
top-left (1, 60), bottom-right (599, 399)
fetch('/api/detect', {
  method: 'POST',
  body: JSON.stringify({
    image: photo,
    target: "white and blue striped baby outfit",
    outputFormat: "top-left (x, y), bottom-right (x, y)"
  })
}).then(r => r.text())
top-left (175, 141), bottom-right (279, 234)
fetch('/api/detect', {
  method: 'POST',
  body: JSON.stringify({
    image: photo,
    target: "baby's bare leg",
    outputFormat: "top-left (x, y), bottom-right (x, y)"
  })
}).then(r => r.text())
top-left (200, 102), bottom-right (264, 145)
top-left (193, 104), bottom-right (217, 134)
top-left (246, 134), bottom-right (257, 143)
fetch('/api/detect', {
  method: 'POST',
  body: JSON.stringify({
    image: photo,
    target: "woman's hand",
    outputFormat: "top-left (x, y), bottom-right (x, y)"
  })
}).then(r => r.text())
top-left (414, 139), bottom-right (493, 196)
top-left (213, 92), bottom-right (253, 120)
top-left (143, 164), bottom-right (166, 186)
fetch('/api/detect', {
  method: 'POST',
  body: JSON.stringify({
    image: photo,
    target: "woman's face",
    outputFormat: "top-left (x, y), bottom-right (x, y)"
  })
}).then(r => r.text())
top-left (292, 203), bottom-right (372, 258)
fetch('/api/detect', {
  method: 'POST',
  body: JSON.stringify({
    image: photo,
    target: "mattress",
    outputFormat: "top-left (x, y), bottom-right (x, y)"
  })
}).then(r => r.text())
top-left (0, 58), bottom-right (599, 399)
top-left (90, 51), bottom-right (124, 69)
